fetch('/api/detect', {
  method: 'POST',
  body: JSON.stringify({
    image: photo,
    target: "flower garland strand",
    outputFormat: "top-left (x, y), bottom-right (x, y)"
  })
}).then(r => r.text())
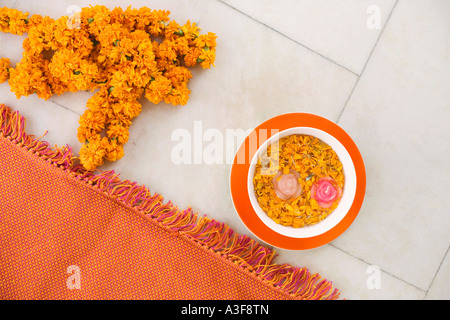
top-left (0, 6), bottom-right (217, 170)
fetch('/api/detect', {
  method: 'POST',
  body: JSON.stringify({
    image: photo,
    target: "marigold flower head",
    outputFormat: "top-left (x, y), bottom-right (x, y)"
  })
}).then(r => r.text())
top-left (144, 75), bottom-right (172, 104)
top-left (104, 140), bottom-right (124, 162)
top-left (79, 135), bottom-right (108, 171)
top-left (107, 122), bottom-right (130, 145)
top-left (0, 7), bottom-right (30, 35)
top-left (0, 58), bottom-right (11, 83)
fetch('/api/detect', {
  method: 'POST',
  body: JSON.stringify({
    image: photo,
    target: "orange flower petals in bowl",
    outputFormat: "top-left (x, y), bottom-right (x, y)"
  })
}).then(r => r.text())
top-left (311, 177), bottom-right (343, 208)
top-left (252, 133), bottom-right (346, 229)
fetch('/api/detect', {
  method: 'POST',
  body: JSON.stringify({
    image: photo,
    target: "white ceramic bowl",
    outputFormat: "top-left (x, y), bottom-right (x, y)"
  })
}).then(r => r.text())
top-left (247, 127), bottom-right (357, 238)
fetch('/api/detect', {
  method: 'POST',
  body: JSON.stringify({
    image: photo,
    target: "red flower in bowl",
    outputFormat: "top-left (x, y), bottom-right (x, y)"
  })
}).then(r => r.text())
top-left (311, 177), bottom-right (342, 208)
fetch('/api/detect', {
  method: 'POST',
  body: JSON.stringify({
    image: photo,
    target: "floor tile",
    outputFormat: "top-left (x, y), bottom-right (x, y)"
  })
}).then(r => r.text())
top-left (336, 0), bottom-right (450, 291)
top-left (275, 245), bottom-right (425, 299)
top-left (426, 248), bottom-right (450, 300)
top-left (220, 0), bottom-right (397, 74)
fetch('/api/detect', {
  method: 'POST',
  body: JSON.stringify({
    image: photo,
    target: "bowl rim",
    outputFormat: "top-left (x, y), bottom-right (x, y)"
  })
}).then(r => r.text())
top-left (247, 126), bottom-right (357, 238)
top-left (229, 112), bottom-right (366, 250)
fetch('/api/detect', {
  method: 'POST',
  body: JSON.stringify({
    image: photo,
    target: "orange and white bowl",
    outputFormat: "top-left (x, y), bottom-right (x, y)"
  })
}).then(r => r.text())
top-left (247, 126), bottom-right (357, 239)
top-left (230, 113), bottom-right (366, 250)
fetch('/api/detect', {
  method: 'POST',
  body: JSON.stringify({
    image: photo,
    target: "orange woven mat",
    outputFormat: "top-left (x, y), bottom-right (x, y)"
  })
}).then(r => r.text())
top-left (0, 104), bottom-right (340, 300)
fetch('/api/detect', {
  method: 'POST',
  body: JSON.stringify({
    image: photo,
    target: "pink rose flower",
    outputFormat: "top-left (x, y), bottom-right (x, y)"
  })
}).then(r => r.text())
top-left (272, 170), bottom-right (302, 200)
top-left (311, 177), bottom-right (342, 208)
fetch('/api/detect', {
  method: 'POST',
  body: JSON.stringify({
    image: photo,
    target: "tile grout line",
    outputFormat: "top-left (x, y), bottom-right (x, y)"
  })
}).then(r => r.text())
top-left (48, 99), bottom-right (81, 116)
top-left (328, 243), bottom-right (427, 294)
top-left (336, 0), bottom-right (399, 124)
top-left (424, 245), bottom-right (449, 297)
top-left (215, 0), bottom-right (360, 77)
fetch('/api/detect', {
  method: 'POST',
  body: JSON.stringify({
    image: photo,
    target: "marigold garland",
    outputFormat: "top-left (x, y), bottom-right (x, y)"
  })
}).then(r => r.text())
top-left (0, 6), bottom-right (216, 170)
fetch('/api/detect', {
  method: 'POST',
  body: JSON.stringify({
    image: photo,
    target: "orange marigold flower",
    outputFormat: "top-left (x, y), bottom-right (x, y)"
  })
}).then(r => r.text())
top-left (164, 82), bottom-right (190, 106)
top-left (198, 49), bottom-right (216, 69)
top-left (0, 8), bottom-right (30, 35)
top-left (8, 56), bottom-right (53, 100)
top-left (144, 75), bottom-right (172, 104)
top-left (147, 9), bottom-right (170, 36)
top-left (0, 58), bottom-right (11, 83)
top-left (107, 122), bottom-right (130, 145)
top-left (183, 47), bottom-right (201, 67)
top-left (164, 66), bottom-right (192, 86)
top-left (78, 135), bottom-right (109, 171)
top-left (104, 140), bottom-right (125, 162)
top-left (181, 20), bottom-right (200, 44)
top-left (195, 32), bottom-right (217, 50)
top-left (78, 108), bottom-right (107, 138)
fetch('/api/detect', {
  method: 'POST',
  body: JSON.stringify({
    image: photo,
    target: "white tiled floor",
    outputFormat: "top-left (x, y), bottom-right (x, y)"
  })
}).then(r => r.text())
top-left (1, 0), bottom-right (448, 299)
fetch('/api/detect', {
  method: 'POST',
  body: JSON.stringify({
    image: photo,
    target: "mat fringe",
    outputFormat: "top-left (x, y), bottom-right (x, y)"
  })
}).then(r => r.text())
top-left (0, 104), bottom-right (340, 300)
